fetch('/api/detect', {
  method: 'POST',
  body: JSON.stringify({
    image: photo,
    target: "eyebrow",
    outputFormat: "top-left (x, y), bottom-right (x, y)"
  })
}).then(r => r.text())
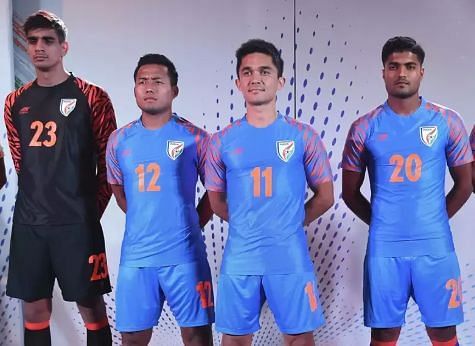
top-left (240, 65), bottom-right (273, 71)
top-left (387, 62), bottom-right (418, 66)
top-left (27, 35), bottom-right (56, 41)
top-left (137, 76), bottom-right (163, 80)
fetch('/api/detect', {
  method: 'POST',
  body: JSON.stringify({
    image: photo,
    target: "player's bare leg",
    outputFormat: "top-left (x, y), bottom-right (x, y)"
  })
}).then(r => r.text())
top-left (371, 328), bottom-right (401, 345)
top-left (221, 333), bottom-right (252, 346)
top-left (181, 325), bottom-right (213, 346)
top-left (283, 332), bottom-right (315, 346)
top-left (122, 329), bottom-right (153, 346)
top-left (23, 299), bottom-right (52, 346)
top-left (77, 295), bottom-right (112, 345)
top-left (426, 326), bottom-right (458, 345)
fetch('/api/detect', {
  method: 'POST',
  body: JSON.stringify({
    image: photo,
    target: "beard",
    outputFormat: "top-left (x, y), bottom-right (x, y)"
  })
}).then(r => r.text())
top-left (387, 83), bottom-right (419, 99)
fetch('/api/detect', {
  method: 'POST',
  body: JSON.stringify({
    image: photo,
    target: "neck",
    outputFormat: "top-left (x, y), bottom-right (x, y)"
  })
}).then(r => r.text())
top-left (141, 111), bottom-right (172, 129)
top-left (387, 94), bottom-right (421, 115)
top-left (35, 65), bottom-right (69, 87)
top-left (246, 103), bottom-right (277, 127)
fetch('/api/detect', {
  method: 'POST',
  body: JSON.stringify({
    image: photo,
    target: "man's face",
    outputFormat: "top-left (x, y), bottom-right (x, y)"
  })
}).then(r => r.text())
top-left (26, 28), bottom-right (67, 71)
top-left (134, 64), bottom-right (177, 115)
top-left (236, 52), bottom-right (284, 107)
top-left (383, 51), bottom-right (424, 99)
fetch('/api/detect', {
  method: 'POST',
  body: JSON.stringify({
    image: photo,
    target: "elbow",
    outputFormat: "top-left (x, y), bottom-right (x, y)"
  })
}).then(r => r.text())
top-left (341, 189), bottom-right (352, 207)
top-left (321, 192), bottom-right (335, 213)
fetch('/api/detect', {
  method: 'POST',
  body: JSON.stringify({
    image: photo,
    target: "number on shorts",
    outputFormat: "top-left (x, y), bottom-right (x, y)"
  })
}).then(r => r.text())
top-left (445, 277), bottom-right (462, 308)
top-left (304, 281), bottom-right (318, 312)
top-left (88, 253), bottom-right (109, 281)
top-left (196, 281), bottom-right (214, 308)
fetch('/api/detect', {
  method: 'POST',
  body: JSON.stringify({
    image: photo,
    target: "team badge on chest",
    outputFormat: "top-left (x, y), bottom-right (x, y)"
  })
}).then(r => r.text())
top-left (420, 126), bottom-right (438, 147)
top-left (59, 98), bottom-right (77, 117)
top-left (167, 140), bottom-right (185, 160)
top-left (276, 140), bottom-right (295, 162)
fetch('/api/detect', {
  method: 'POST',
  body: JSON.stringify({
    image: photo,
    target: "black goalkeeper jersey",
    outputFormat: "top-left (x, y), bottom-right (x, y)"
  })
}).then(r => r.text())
top-left (4, 74), bottom-right (117, 225)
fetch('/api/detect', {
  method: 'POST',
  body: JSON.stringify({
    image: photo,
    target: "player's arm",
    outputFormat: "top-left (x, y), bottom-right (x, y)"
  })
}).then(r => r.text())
top-left (110, 184), bottom-right (126, 213)
top-left (341, 118), bottom-right (371, 225)
top-left (304, 180), bottom-right (334, 226)
top-left (4, 92), bottom-right (21, 174)
top-left (197, 192), bottom-right (213, 228)
top-left (0, 149), bottom-right (5, 189)
top-left (208, 191), bottom-right (229, 221)
top-left (471, 126), bottom-right (475, 193)
top-left (342, 169), bottom-right (371, 225)
top-left (90, 87), bottom-right (118, 219)
top-left (446, 163), bottom-right (472, 218)
top-left (105, 129), bottom-right (124, 214)
top-left (302, 125), bottom-right (335, 225)
top-left (204, 132), bottom-right (227, 221)
top-left (472, 161), bottom-right (475, 193)
top-left (444, 114), bottom-right (474, 212)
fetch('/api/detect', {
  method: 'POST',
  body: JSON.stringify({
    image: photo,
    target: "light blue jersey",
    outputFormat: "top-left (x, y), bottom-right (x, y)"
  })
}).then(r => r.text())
top-left (205, 113), bottom-right (332, 275)
top-left (343, 98), bottom-right (473, 257)
top-left (106, 115), bottom-right (209, 266)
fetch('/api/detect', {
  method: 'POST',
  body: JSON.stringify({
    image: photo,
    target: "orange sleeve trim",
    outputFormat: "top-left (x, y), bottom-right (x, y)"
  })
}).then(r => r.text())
top-left (85, 318), bottom-right (109, 331)
top-left (24, 320), bottom-right (50, 331)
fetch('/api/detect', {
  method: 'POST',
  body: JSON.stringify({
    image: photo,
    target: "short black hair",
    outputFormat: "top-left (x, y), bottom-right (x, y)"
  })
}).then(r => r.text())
top-left (235, 39), bottom-right (284, 77)
top-left (382, 36), bottom-right (425, 65)
top-left (23, 10), bottom-right (67, 42)
top-left (133, 54), bottom-right (178, 86)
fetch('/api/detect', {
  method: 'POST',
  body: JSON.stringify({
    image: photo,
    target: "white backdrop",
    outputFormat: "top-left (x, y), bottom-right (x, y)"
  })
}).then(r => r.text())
top-left (2, 0), bottom-right (475, 345)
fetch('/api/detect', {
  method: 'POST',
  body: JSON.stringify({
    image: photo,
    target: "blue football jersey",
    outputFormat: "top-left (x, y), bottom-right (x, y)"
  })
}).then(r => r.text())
top-left (343, 98), bottom-right (473, 257)
top-left (106, 115), bottom-right (209, 266)
top-left (205, 113), bottom-right (332, 275)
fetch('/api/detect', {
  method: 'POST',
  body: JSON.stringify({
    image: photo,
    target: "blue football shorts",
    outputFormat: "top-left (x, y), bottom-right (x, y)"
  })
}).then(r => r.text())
top-left (116, 259), bottom-right (215, 332)
top-left (364, 252), bottom-right (464, 328)
top-left (216, 271), bottom-right (325, 335)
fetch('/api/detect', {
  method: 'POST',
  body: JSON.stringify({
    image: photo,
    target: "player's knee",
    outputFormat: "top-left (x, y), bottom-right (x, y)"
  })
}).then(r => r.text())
top-left (283, 331), bottom-right (315, 346)
top-left (121, 330), bottom-right (153, 346)
top-left (180, 325), bottom-right (212, 345)
top-left (22, 299), bottom-right (52, 323)
top-left (371, 327), bottom-right (400, 345)
top-left (426, 326), bottom-right (458, 345)
top-left (221, 333), bottom-right (253, 346)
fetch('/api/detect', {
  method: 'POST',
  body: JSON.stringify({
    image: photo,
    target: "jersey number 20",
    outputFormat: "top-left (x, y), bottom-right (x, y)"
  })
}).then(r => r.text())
top-left (389, 154), bottom-right (422, 182)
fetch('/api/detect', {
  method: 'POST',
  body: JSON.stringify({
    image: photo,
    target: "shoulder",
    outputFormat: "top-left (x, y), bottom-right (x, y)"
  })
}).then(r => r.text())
top-left (174, 115), bottom-right (209, 140)
top-left (350, 104), bottom-right (384, 131)
top-left (212, 118), bottom-right (245, 141)
top-left (424, 100), bottom-right (463, 125)
top-left (109, 120), bottom-right (139, 144)
top-left (4, 81), bottom-right (35, 107)
top-left (281, 115), bottom-right (318, 136)
top-left (73, 76), bottom-right (111, 101)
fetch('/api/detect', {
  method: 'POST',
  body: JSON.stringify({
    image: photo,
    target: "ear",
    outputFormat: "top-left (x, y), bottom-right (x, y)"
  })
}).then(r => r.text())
top-left (277, 76), bottom-right (285, 90)
top-left (235, 78), bottom-right (242, 91)
top-left (420, 66), bottom-right (425, 78)
top-left (173, 85), bottom-right (179, 98)
top-left (61, 41), bottom-right (69, 57)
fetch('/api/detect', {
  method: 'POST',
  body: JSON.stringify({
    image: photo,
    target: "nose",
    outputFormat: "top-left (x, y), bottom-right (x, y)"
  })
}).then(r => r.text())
top-left (398, 66), bottom-right (408, 77)
top-left (34, 40), bottom-right (45, 52)
top-left (249, 71), bottom-right (262, 84)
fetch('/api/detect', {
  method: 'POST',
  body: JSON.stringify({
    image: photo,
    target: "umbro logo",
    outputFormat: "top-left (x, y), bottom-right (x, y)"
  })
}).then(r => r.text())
top-left (19, 106), bottom-right (30, 115)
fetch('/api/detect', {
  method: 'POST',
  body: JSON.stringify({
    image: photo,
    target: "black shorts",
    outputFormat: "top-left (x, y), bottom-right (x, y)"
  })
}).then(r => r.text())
top-left (7, 222), bottom-right (111, 302)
